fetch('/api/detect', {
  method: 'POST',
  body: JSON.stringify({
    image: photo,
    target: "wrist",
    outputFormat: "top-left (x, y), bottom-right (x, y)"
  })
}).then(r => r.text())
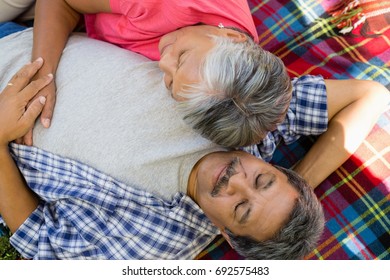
top-left (293, 161), bottom-right (318, 189)
top-left (33, 63), bottom-right (56, 77)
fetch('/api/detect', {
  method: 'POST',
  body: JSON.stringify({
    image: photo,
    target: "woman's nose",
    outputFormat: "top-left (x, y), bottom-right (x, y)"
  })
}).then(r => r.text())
top-left (159, 57), bottom-right (176, 90)
top-left (158, 52), bottom-right (176, 76)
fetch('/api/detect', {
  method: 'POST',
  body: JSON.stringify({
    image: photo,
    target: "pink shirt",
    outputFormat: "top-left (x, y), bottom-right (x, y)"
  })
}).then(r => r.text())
top-left (85, 0), bottom-right (258, 60)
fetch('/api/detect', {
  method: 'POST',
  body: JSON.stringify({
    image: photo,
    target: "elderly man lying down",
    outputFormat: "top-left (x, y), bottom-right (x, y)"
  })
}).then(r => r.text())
top-left (0, 27), bottom-right (388, 259)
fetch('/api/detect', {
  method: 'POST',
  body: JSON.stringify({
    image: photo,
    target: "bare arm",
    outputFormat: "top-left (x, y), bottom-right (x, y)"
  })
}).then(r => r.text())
top-left (21, 0), bottom-right (111, 145)
top-left (0, 59), bottom-right (53, 232)
top-left (33, 0), bottom-right (111, 70)
top-left (32, 0), bottom-right (81, 78)
top-left (294, 79), bottom-right (390, 188)
top-left (0, 147), bottom-right (39, 233)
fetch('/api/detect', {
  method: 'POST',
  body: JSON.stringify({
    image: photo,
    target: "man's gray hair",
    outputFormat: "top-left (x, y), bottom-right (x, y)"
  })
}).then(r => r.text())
top-left (226, 166), bottom-right (325, 260)
top-left (178, 33), bottom-right (292, 147)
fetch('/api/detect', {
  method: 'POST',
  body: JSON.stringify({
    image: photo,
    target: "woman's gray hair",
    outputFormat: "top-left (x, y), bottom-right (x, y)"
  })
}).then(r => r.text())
top-left (226, 166), bottom-right (325, 260)
top-left (178, 32), bottom-right (292, 147)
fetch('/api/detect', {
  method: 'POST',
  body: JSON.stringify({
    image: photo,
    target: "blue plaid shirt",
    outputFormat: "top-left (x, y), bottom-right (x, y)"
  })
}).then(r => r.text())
top-left (4, 143), bottom-right (219, 260)
top-left (243, 75), bottom-right (328, 161)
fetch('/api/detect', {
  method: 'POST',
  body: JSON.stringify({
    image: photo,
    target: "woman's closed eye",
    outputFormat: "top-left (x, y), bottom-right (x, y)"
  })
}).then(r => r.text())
top-left (176, 50), bottom-right (188, 71)
top-left (177, 51), bottom-right (186, 70)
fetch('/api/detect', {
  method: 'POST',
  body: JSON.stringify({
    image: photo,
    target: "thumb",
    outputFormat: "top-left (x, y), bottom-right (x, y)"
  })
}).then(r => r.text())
top-left (21, 96), bottom-right (46, 126)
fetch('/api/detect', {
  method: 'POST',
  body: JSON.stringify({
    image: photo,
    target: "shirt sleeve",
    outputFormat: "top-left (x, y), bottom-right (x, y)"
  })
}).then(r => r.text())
top-left (10, 195), bottom-right (119, 259)
top-left (8, 145), bottom-right (120, 259)
top-left (285, 75), bottom-right (328, 137)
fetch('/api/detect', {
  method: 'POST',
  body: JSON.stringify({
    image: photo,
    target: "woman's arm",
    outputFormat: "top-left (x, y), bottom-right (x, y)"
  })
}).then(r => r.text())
top-left (33, 0), bottom-right (111, 70)
top-left (33, 0), bottom-right (111, 76)
top-left (21, 0), bottom-right (111, 146)
top-left (294, 79), bottom-right (390, 188)
top-left (0, 58), bottom-right (53, 233)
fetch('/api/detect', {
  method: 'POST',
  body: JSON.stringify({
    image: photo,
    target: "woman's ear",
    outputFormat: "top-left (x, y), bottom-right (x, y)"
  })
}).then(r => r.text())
top-left (220, 29), bottom-right (248, 43)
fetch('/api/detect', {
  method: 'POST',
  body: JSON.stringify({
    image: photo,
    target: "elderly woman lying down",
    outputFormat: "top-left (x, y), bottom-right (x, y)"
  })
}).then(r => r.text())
top-left (0, 27), bottom-right (389, 259)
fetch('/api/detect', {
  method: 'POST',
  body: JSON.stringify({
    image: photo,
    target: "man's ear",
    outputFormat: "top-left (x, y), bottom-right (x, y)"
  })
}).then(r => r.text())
top-left (220, 229), bottom-right (234, 248)
top-left (219, 29), bottom-right (248, 43)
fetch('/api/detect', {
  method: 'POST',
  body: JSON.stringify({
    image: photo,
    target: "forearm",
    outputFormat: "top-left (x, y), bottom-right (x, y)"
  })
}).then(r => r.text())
top-left (294, 108), bottom-right (366, 188)
top-left (0, 146), bottom-right (39, 233)
top-left (33, 0), bottom-right (81, 75)
top-left (294, 80), bottom-right (390, 188)
top-left (0, 58), bottom-right (52, 233)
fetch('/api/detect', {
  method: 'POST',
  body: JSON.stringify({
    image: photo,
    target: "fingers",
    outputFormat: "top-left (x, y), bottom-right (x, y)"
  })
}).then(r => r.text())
top-left (40, 89), bottom-right (56, 128)
top-left (20, 73), bottom-right (53, 101)
top-left (4, 58), bottom-right (54, 106)
top-left (22, 129), bottom-right (34, 146)
top-left (6, 59), bottom-right (54, 145)
top-left (14, 137), bottom-right (23, 144)
top-left (20, 96), bottom-right (47, 133)
top-left (6, 57), bottom-right (45, 93)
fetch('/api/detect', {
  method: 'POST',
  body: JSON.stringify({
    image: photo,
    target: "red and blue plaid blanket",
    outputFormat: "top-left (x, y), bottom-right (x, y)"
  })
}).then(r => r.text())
top-left (198, 0), bottom-right (390, 260)
top-left (1, 0), bottom-right (388, 260)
